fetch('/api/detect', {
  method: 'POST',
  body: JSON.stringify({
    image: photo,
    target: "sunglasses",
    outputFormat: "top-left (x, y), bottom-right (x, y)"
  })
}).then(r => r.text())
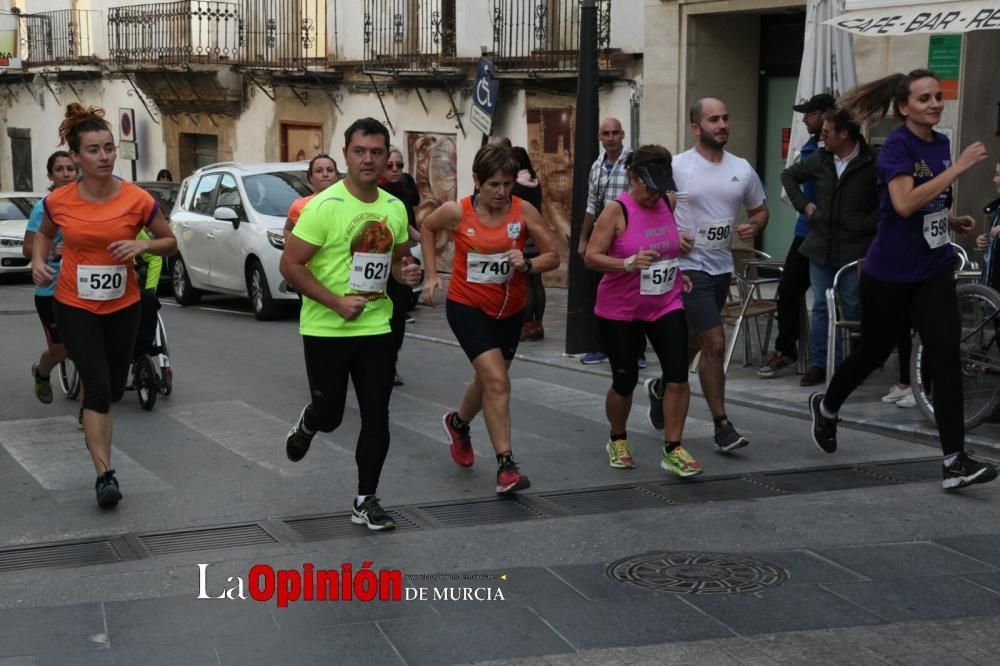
top-left (387, 162), bottom-right (404, 169)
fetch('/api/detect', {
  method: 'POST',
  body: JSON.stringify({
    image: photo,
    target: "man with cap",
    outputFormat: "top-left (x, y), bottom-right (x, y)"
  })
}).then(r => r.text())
top-left (645, 98), bottom-right (768, 454)
top-left (758, 93), bottom-right (836, 380)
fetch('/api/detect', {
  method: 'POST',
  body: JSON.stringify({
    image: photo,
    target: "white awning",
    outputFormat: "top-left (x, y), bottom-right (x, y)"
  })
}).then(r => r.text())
top-left (827, 0), bottom-right (1000, 35)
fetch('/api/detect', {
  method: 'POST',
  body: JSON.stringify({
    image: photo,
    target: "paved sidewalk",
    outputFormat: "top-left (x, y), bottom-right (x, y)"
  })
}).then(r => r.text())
top-left (407, 284), bottom-right (1000, 453)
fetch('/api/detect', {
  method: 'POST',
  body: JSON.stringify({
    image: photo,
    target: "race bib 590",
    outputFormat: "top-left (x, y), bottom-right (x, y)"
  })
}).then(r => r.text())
top-left (696, 218), bottom-right (733, 250)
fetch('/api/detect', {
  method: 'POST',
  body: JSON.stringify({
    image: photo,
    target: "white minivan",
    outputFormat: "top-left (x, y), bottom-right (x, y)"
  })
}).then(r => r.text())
top-left (170, 162), bottom-right (311, 319)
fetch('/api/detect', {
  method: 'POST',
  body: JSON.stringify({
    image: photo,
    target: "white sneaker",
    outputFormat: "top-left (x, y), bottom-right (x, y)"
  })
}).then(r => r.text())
top-left (881, 384), bottom-right (910, 403)
top-left (896, 394), bottom-right (916, 408)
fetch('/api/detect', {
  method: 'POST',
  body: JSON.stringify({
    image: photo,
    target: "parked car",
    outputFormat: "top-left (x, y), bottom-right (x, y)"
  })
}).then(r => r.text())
top-left (170, 162), bottom-right (311, 319)
top-left (0, 192), bottom-right (46, 275)
top-left (136, 181), bottom-right (181, 293)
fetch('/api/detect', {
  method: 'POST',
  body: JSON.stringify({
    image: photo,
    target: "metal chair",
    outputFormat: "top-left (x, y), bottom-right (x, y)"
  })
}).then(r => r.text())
top-left (721, 249), bottom-right (781, 372)
top-left (824, 259), bottom-right (862, 389)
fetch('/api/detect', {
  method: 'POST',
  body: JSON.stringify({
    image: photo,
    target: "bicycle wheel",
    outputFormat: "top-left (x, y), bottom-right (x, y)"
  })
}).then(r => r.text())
top-left (57, 359), bottom-right (80, 399)
top-left (912, 283), bottom-right (1000, 430)
top-left (135, 355), bottom-right (158, 411)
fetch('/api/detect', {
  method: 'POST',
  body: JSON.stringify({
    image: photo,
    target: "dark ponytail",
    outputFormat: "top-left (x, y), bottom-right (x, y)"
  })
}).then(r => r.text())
top-left (839, 69), bottom-right (940, 124)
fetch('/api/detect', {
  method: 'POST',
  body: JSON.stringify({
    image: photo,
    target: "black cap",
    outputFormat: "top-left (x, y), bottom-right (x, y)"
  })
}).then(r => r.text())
top-left (635, 163), bottom-right (676, 193)
top-left (793, 93), bottom-right (836, 114)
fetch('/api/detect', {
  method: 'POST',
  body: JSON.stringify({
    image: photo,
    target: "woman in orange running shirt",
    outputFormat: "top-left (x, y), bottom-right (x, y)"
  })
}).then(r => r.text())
top-left (419, 144), bottom-right (559, 495)
top-left (282, 153), bottom-right (340, 244)
top-left (31, 104), bottom-right (177, 509)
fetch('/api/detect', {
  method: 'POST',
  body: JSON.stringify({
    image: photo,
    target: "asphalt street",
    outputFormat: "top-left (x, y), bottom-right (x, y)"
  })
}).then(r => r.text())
top-left (2, 277), bottom-right (1000, 665)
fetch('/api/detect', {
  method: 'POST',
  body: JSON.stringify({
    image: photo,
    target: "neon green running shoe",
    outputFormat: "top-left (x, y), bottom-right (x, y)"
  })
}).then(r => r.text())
top-left (606, 438), bottom-right (634, 469)
top-left (660, 445), bottom-right (703, 478)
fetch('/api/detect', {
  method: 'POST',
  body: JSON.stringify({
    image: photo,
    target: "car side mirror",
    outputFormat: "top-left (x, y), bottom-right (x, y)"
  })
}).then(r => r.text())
top-left (214, 206), bottom-right (240, 229)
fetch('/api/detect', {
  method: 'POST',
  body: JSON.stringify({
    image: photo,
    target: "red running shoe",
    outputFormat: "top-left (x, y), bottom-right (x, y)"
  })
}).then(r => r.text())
top-left (442, 412), bottom-right (474, 467)
top-left (496, 460), bottom-right (531, 494)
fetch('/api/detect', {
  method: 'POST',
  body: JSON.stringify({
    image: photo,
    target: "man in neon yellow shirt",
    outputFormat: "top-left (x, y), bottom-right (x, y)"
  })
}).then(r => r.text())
top-left (280, 117), bottom-right (420, 531)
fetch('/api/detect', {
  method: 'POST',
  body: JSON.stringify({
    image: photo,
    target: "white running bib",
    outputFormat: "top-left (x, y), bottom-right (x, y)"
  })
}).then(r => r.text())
top-left (467, 252), bottom-right (512, 284)
top-left (696, 218), bottom-right (733, 250)
top-left (77, 265), bottom-right (126, 301)
top-left (348, 252), bottom-right (390, 292)
top-left (640, 258), bottom-right (679, 296)
top-left (922, 209), bottom-right (949, 249)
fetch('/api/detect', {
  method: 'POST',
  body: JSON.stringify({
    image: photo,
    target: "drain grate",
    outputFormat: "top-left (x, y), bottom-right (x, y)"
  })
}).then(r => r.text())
top-left (763, 466), bottom-right (898, 493)
top-left (0, 540), bottom-right (121, 573)
top-left (418, 497), bottom-right (543, 527)
top-left (137, 523), bottom-right (276, 556)
top-left (659, 477), bottom-right (785, 503)
top-left (286, 510), bottom-right (419, 541)
top-left (874, 458), bottom-right (943, 482)
top-left (607, 551), bottom-right (788, 595)
top-left (540, 486), bottom-right (673, 514)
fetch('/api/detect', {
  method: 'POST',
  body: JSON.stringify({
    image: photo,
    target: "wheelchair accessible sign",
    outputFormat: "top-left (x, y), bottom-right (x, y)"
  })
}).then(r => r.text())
top-left (470, 58), bottom-right (500, 136)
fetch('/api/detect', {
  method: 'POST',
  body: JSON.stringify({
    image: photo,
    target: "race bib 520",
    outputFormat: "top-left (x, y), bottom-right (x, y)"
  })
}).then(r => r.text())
top-left (77, 265), bottom-right (126, 301)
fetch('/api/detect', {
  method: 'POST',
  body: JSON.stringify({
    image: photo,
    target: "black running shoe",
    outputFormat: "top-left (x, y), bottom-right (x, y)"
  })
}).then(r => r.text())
top-left (95, 470), bottom-right (122, 508)
top-left (943, 452), bottom-right (998, 491)
top-left (645, 377), bottom-right (664, 430)
top-left (809, 392), bottom-right (838, 454)
top-left (714, 420), bottom-right (749, 453)
top-left (285, 406), bottom-right (315, 462)
top-left (351, 496), bottom-right (396, 531)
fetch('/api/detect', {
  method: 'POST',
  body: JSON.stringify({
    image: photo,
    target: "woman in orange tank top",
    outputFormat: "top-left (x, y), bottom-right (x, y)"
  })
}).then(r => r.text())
top-left (30, 104), bottom-right (177, 510)
top-left (419, 144), bottom-right (559, 495)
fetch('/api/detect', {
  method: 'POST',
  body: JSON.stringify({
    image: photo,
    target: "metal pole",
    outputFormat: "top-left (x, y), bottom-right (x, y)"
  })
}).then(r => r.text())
top-left (565, 0), bottom-right (600, 354)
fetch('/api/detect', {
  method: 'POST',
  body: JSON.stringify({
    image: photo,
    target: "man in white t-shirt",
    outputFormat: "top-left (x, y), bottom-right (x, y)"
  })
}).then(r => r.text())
top-left (645, 97), bottom-right (769, 455)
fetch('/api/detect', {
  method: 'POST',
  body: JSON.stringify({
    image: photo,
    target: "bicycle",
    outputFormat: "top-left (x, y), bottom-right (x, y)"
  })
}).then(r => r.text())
top-left (57, 312), bottom-right (172, 410)
top-left (911, 281), bottom-right (1000, 430)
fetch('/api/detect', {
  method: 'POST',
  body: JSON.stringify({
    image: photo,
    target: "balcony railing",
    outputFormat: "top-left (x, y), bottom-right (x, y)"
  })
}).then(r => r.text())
top-left (107, 0), bottom-right (328, 68)
top-left (492, 0), bottom-right (611, 73)
top-left (363, 0), bottom-right (456, 73)
top-left (21, 10), bottom-right (104, 66)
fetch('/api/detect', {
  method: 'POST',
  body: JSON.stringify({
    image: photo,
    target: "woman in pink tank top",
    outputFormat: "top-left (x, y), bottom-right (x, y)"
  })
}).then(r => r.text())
top-left (585, 145), bottom-right (701, 478)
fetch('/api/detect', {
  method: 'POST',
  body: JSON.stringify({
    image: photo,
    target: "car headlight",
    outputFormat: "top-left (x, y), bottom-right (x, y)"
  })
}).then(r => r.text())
top-left (266, 229), bottom-right (285, 250)
top-left (0, 237), bottom-right (23, 247)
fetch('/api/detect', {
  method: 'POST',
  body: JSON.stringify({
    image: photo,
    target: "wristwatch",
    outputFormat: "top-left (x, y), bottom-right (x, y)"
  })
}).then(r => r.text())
top-left (522, 257), bottom-right (534, 273)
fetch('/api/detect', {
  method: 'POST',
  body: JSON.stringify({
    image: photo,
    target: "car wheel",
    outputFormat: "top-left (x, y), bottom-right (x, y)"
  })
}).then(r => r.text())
top-left (172, 255), bottom-right (201, 306)
top-left (247, 259), bottom-right (280, 321)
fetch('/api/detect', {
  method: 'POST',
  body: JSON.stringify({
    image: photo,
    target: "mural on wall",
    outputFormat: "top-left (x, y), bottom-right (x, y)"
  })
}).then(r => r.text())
top-left (407, 131), bottom-right (457, 272)
top-left (526, 106), bottom-right (574, 287)
top-left (283, 124), bottom-right (324, 162)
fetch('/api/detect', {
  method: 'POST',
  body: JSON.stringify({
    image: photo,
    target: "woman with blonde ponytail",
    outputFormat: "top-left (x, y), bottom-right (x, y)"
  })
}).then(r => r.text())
top-left (30, 104), bottom-right (177, 509)
top-left (808, 70), bottom-right (997, 491)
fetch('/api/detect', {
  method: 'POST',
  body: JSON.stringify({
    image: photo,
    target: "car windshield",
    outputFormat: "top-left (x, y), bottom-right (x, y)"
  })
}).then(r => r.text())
top-left (242, 171), bottom-right (311, 217)
top-left (0, 197), bottom-right (38, 220)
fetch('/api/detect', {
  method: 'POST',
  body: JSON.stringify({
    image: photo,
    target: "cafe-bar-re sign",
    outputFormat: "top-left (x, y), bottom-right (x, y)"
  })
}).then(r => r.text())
top-left (827, 1), bottom-right (1000, 35)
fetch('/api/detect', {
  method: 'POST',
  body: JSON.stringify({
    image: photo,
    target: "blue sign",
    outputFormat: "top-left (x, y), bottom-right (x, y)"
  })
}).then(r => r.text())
top-left (473, 57), bottom-right (499, 117)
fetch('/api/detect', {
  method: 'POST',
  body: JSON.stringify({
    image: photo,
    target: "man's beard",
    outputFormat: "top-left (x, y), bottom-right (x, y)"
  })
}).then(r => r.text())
top-left (698, 132), bottom-right (727, 149)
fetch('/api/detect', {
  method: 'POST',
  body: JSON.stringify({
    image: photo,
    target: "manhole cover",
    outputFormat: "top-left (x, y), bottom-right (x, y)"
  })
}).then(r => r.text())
top-left (607, 551), bottom-right (788, 595)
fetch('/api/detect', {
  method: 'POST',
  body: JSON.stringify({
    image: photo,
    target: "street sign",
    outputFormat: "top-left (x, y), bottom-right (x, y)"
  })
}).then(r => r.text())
top-left (470, 57), bottom-right (499, 136)
top-left (119, 108), bottom-right (136, 143)
top-left (119, 141), bottom-right (137, 161)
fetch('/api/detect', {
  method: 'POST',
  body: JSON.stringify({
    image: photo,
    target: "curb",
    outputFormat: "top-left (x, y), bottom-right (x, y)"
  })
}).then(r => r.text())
top-left (404, 330), bottom-right (1000, 456)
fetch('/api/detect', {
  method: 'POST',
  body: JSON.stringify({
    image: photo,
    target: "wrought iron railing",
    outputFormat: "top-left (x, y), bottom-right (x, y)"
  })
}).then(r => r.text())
top-left (363, 0), bottom-right (456, 72)
top-left (21, 10), bottom-right (103, 66)
top-left (491, 0), bottom-right (611, 73)
top-left (107, 0), bottom-right (328, 67)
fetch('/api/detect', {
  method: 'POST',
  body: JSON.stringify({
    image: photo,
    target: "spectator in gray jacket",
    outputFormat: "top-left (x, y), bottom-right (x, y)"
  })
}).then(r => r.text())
top-left (781, 107), bottom-right (879, 386)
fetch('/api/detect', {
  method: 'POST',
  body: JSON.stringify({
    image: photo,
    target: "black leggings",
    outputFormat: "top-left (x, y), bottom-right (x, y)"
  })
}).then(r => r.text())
top-left (825, 266), bottom-right (963, 455)
top-left (54, 301), bottom-right (140, 413)
top-left (524, 272), bottom-right (546, 323)
top-left (301, 333), bottom-right (396, 496)
top-left (598, 309), bottom-right (689, 396)
top-left (134, 289), bottom-right (161, 357)
top-left (387, 276), bottom-right (411, 356)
